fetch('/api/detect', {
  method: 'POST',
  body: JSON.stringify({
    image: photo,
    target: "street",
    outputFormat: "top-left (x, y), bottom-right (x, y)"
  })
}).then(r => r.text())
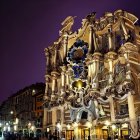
top-left (0, 136), bottom-right (48, 140)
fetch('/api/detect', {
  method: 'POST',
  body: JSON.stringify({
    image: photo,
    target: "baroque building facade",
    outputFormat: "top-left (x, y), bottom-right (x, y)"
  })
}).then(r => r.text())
top-left (43, 10), bottom-right (140, 140)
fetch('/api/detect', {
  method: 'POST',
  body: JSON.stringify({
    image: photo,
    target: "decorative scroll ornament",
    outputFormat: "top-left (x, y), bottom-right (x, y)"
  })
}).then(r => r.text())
top-left (70, 100), bottom-right (98, 123)
top-left (59, 16), bottom-right (76, 36)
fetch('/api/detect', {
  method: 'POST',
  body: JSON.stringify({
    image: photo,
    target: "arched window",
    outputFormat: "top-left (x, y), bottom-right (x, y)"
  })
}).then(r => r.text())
top-left (81, 111), bottom-right (88, 119)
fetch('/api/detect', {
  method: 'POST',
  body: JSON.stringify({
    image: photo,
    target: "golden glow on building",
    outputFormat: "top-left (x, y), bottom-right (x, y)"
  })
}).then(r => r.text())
top-left (44, 10), bottom-right (140, 140)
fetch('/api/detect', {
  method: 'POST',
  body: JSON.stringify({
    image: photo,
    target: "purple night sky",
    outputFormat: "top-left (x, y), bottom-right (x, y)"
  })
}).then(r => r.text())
top-left (0, 0), bottom-right (140, 103)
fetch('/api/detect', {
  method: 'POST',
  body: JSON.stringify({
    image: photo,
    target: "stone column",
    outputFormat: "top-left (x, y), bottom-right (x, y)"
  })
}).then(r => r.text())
top-left (88, 25), bottom-right (94, 53)
top-left (91, 60), bottom-right (96, 80)
top-left (120, 19), bottom-right (129, 40)
top-left (61, 107), bottom-right (64, 125)
top-left (107, 26), bottom-right (113, 51)
top-left (53, 43), bottom-right (59, 68)
top-left (74, 127), bottom-right (79, 140)
top-left (54, 49), bottom-right (57, 66)
top-left (63, 34), bottom-right (68, 62)
top-left (91, 60), bottom-right (97, 88)
top-left (93, 31), bottom-right (98, 52)
top-left (51, 108), bottom-right (57, 133)
top-left (60, 66), bottom-right (66, 96)
top-left (43, 108), bottom-right (47, 129)
top-left (66, 71), bottom-right (70, 89)
top-left (44, 48), bottom-right (50, 73)
top-left (91, 53), bottom-right (102, 89)
top-left (52, 77), bottom-right (56, 93)
top-left (105, 52), bottom-right (117, 84)
top-left (44, 75), bottom-right (49, 98)
top-left (87, 63), bottom-right (91, 83)
top-left (61, 66), bottom-right (66, 86)
top-left (105, 52), bottom-right (117, 123)
top-left (51, 72), bottom-right (59, 101)
top-left (128, 91), bottom-right (140, 139)
top-left (109, 96), bottom-right (115, 122)
top-left (61, 71), bottom-right (65, 88)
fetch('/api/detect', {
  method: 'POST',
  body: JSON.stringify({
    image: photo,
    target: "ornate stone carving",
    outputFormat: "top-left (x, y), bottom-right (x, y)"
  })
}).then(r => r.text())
top-left (44, 10), bottom-right (140, 139)
top-left (59, 16), bottom-right (76, 36)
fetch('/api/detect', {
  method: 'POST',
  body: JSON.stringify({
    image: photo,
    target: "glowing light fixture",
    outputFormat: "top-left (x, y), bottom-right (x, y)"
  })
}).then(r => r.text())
top-left (73, 122), bottom-right (78, 127)
top-left (8, 126), bottom-right (10, 131)
top-left (28, 122), bottom-right (31, 128)
top-left (112, 124), bottom-right (116, 130)
top-left (47, 128), bottom-right (50, 132)
top-left (86, 121), bottom-right (92, 128)
top-left (31, 126), bottom-right (35, 131)
top-left (67, 124), bottom-right (71, 129)
top-left (57, 123), bottom-right (61, 129)
top-left (3, 126), bottom-right (6, 131)
top-left (14, 125), bottom-right (17, 131)
top-left (122, 123), bottom-right (128, 128)
top-left (105, 120), bottom-right (110, 126)
top-left (10, 111), bottom-right (13, 114)
top-left (72, 80), bottom-right (86, 89)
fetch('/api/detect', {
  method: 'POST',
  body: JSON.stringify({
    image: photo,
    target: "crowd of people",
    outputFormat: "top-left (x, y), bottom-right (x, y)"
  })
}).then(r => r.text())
top-left (2, 130), bottom-right (66, 140)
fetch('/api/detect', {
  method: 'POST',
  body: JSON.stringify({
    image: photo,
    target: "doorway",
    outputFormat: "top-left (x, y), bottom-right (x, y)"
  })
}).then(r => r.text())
top-left (81, 128), bottom-right (89, 140)
top-left (66, 130), bottom-right (74, 140)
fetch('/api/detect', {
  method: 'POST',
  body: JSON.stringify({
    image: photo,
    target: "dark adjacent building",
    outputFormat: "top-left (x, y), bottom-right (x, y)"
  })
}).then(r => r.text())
top-left (0, 83), bottom-right (45, 133)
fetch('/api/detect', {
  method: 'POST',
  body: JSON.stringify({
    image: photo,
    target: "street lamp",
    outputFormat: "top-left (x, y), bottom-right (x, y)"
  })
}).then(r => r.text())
top-left (112, 124), bottom-right (117, 139)
top-left (112, 124), bottom-right (116, 130)
top-left (8, 126), bottom-right (10, 132)
top-left (10, 110), bottom-right (15, 132)
top-left (47, 128), bottom-right (50, 132)
top-left (6, 123), bottom-right (9, 126)
top-left (28, 122), bottom-right (31, 137)
top-left (31, 125), bottom-right (35, 137)
top-left (10, 111), bottom-right (14, 115)
top-left (3, 126), bottom-right (6, 131)
top-left (31, 126), bottom-right (35, 131)
top-left (14, 125), bottom-right (17, 131)
top-left (13, 118), bottom-right (19, 132)
top-left (15, 118), bottom-right (19, 124)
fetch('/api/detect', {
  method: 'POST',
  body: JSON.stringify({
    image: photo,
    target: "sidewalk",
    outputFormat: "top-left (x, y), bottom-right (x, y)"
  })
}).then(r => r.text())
top-left (20, 137), bottom-right (48, 140)
top-left (40, 138), bottom-right (48, 140)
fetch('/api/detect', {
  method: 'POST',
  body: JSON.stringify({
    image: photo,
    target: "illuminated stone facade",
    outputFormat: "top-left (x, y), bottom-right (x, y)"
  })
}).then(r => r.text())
top-left (43, 10), bottom-right (140, 139)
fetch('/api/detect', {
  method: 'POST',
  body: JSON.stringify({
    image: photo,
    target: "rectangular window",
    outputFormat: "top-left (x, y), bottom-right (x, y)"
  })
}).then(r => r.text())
top-left (56, 110), bottom-right (61, 122)
top-left (37, 97), bottom-right (43, 102)
top-left (120, 104), bottom-right (128, 115)
top-left (37, 106), bottom-right (43, 110)
top-left (47, 111), bottom-right (52, 124)
top-left (64, 111), bottom-right (71, 122)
